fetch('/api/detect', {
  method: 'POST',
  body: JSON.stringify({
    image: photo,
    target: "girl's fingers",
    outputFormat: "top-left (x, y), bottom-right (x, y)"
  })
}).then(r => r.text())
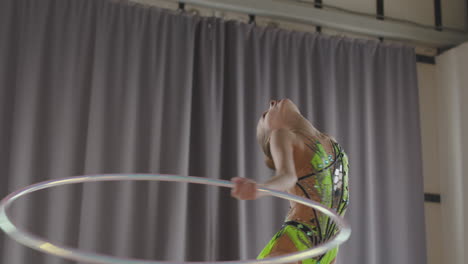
top-left (230, 178), bottom-right (258, 200)
top-left (231, 184), bottom-right (239, 195)
top-left (231, 181), bottom-right (244, 196)
top-left (238, 182), bottom-right (257, 200)
top-left (230, 178), bottom-right (242, 197)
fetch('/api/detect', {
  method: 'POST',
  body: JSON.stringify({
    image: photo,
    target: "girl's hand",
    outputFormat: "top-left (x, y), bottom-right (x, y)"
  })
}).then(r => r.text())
top-left (230, 177), bottom-right (258, 200)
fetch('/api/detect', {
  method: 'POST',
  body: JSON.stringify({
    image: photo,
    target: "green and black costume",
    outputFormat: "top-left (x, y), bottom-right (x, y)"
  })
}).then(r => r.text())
top-left (257, 139), bottom-right (350, 264)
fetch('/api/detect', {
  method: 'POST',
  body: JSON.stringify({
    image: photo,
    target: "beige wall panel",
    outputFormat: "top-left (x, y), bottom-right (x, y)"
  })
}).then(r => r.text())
top-left (217, 11), bottom-right (250, 23)
top-left (417, 63), bottom-right (441, 194)
top-left (130, 0), bottom-right (178, 10)
top-left (255, 17), bottom-right (317, 32)
top-left (184, 4), bottom-right (215, 17)
top-left (322, 27), bottom-right (380, 40)
top-left (424, 202), bottom-right (443, 264)
top-left (385, 0), bottom-right (434, 26)
top-left (414, 46), bottom-right (438, 56)
top-left (321, 0), bottom-right (376, 13)
top-left (442, 0), bottom-right (467, 30)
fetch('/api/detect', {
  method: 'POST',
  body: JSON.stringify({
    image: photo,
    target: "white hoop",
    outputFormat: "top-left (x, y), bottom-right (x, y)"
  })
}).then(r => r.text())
top-left (0, 174), bottom-right (351, 264)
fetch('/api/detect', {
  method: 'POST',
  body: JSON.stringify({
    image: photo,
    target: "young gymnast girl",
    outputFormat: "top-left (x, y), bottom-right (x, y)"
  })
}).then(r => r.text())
top-left (231, 99), bottom-right (349, 264)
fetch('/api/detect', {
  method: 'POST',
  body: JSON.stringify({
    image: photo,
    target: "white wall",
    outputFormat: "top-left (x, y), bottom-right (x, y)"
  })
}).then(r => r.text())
top-left (435, 42), bottom-right (468, 264)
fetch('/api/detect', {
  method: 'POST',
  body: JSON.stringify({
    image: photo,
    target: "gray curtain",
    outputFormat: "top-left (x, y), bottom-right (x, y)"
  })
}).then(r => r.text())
top-left (0, 0), bottom-right (426, 263)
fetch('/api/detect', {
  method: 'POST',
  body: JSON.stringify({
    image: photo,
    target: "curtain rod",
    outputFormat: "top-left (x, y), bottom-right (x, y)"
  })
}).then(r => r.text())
top-left (172, 0), bottom-right (468, 48)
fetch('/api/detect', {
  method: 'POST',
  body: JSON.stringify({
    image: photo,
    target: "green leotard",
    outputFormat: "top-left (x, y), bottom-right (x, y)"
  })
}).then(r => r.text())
top-left (257, 138), bottom-right (350, 264)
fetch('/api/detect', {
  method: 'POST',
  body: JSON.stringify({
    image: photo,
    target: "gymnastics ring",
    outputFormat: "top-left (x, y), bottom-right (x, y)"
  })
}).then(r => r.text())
top-left (0, 174), bottom-right (351, 264)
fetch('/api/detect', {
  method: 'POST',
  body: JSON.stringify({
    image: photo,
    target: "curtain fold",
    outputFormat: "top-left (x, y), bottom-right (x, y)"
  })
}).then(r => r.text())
top-left (0, 0), bottom-right (425, 263)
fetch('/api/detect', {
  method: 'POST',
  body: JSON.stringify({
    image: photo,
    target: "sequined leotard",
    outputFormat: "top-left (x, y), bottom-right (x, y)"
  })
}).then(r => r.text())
top-left (257, 138), bottom-right (350, 264)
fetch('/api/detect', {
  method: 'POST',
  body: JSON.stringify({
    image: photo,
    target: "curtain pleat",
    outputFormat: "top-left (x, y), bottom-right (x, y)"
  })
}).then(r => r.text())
top-left (0, 0), bottom-right (425, 263)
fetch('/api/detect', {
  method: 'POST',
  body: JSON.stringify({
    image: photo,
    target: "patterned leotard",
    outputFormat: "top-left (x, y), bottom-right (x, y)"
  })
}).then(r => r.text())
top-left (257, 138), bottom-right (350, 264)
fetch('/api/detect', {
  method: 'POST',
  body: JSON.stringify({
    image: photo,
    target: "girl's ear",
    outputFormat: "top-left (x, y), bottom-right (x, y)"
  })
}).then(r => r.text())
top-left (265, 156), bottom-right (276, 170)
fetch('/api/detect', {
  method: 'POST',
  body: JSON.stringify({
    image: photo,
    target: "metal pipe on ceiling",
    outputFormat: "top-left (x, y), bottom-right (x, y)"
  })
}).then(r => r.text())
top-left (173, 0), bottom-right (468, 48)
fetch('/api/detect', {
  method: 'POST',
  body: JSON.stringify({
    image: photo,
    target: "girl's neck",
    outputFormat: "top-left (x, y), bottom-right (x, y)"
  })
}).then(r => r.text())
top-left (289, 116), bottom-right (322, 140)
